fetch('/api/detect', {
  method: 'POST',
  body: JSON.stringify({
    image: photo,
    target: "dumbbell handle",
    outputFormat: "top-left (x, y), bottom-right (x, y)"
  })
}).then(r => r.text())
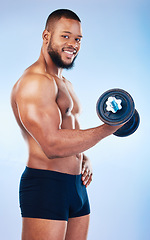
top-left (106, 96), bottom-right (122, 113)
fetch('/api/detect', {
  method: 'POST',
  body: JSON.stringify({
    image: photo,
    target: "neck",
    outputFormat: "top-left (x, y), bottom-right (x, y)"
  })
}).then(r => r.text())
top-left (38, 46), bottom-right (63, 78)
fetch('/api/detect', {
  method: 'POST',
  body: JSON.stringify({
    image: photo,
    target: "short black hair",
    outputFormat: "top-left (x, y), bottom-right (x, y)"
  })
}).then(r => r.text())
top-left (45, 9), bottom-right (81, 31)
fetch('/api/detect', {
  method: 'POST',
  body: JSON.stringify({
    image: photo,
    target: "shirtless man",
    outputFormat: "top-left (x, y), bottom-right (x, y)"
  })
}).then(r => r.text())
top-left (11, 9), bottom-right (122, 240)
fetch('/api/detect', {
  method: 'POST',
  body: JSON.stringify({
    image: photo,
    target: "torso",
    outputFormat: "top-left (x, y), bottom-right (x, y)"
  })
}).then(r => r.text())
top-left (11, 61), bottom-right (83, 175)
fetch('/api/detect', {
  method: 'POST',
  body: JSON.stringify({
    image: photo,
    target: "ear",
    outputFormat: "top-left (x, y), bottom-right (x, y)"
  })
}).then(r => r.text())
top-left (42, 30), bottom-right (51, 44)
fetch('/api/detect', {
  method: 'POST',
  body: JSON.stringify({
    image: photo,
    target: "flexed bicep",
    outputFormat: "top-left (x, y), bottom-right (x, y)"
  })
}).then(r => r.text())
top-left (16, 74), bottom-right (62, 156)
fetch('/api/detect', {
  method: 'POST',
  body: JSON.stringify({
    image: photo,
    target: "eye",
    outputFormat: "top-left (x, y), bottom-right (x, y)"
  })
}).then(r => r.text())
top-left (61, 35), bottom-right (69, 39)
top-left (75, 38), bottom-right (81, 43)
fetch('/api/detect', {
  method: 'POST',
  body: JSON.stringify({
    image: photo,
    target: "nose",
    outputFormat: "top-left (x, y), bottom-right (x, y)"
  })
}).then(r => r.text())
top-left (67, 38), bottom-right (78, 49)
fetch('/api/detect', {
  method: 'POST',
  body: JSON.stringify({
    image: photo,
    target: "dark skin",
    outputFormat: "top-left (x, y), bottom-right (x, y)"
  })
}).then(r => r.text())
top-left (11, 17), bottom-right (122, 240)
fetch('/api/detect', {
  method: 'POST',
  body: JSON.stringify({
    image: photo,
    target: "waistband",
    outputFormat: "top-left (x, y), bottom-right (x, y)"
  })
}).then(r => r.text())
top-left (21, 166), bottom-right (81, 181)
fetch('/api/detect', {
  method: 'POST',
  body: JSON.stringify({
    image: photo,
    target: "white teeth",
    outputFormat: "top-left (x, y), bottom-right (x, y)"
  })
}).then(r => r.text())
top-left (64, 51), bottom-right (74, 55)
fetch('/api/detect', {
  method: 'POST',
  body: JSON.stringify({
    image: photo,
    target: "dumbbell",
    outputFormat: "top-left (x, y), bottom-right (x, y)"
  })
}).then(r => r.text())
top-left (96, 88), bottom-right (140, 137)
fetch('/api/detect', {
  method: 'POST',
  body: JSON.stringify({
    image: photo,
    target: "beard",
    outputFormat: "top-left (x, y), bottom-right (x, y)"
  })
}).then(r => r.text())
top-left (47, 41), bottom-right (77, 70)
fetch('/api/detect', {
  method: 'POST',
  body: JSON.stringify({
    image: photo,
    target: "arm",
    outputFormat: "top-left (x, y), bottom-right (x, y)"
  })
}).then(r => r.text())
top-left (16, 74), bottom-right (120, 159)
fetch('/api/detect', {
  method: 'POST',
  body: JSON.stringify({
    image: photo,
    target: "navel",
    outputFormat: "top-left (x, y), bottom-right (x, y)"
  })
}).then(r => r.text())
top-left (65, 107), bottom-right (70, 114)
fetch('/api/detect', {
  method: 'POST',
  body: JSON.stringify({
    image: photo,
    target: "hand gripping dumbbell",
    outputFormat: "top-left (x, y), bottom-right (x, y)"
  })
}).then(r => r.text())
top-left (96, 88), bottom-right (140, 137)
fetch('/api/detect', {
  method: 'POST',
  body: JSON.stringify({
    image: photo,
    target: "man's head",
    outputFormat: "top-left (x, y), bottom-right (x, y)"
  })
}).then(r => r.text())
top-left (45, 9), bottom-right (81, 32)
top-left (43, 9), bottom-right (82, 69)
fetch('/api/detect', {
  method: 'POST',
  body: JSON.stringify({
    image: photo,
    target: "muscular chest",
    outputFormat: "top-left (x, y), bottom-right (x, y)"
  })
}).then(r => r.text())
top-left (55, 78), bottom-right (81, 117)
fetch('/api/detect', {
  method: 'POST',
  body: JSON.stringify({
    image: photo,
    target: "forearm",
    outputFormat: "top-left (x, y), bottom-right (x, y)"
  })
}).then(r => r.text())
top-left (45, 124), bottom-right (120, 158)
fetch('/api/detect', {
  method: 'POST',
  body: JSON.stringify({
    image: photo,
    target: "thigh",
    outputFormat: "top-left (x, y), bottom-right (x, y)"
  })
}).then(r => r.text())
top-left (20, 168), bottom-right (69, 221)
top-left (65, 214), bottom-right (90, 240)
top-left (22, 217), bottom-right (67, 240)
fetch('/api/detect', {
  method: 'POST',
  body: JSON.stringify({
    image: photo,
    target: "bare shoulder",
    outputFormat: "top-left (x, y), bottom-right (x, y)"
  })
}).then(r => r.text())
top-left (11, 69), bottom-right (58, 105)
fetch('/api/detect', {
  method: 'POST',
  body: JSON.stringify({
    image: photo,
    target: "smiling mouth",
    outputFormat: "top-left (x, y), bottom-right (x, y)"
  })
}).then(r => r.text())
top-left (62, 48), bottom-right (77, 55)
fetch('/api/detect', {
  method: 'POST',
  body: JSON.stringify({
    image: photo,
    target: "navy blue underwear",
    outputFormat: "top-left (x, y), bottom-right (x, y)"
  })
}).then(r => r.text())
top-left (19, 167), bottom-right (90, 221)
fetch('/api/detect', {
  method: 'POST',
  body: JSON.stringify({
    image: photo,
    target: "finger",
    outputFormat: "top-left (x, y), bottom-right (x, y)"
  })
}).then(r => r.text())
top-left (81, 164), bottom-right (86, 174)
top-left (85, 174), bottom-right (93, 187)
top-left (82, 171), bottom-right (91, 185)
top-left (82, 168), bottom-right (88, 177)
top-left (82, 168), bottom-right (89, 180)
top-left (83, 172), bottom-right (90, 182)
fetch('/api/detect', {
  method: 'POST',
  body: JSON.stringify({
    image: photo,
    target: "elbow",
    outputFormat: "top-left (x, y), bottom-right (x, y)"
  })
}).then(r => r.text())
top-left (46, 150), bottom-right (64, 159)
top-left (45, 148), bottom-right (66, 159)
top-left (42, 139), bottom-right (66, 159)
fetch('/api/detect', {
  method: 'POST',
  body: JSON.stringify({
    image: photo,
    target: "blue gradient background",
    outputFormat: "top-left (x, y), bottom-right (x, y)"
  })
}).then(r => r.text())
top-left (0, 0), bottom-right (150, 239)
